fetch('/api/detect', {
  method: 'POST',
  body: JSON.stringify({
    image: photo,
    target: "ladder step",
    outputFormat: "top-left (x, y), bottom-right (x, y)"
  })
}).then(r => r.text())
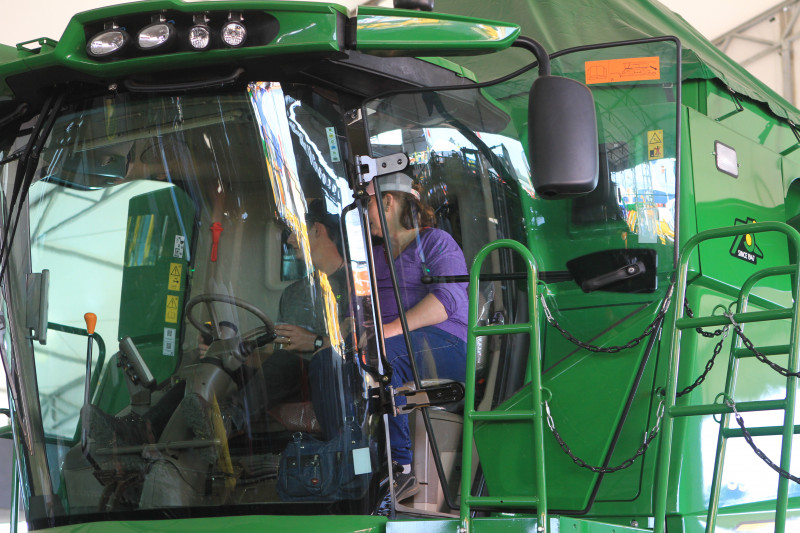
top-left (722, 424), bottom-right (800, 438)
top-left (472, 323), bottom-right (533, 336)
top-left (733, 344), bottom-right (790, 358)
top-left (676, 308), bottom-right (792, 330)
top-left (469, 410), bottom-right (537, 421)
top-left (669, 398), bottom-right (787, 417)
top-left (464, 495), bottom-right (539, 508)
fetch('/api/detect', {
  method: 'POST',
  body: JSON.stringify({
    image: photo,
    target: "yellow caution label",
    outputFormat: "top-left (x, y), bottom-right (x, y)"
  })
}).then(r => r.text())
top-left (648, 129), bottom-right (664, 160)
top-left (168, 263), bottom-right (182, 291)
top-left (165, 295), bottom-right (179, 323)
top-left (585, 56), bottom-right (660, 85)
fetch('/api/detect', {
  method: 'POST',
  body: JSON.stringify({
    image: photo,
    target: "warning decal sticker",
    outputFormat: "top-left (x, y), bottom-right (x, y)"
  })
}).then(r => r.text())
top-left (165, 295), bottom-right (179, 323)
top-left (168, 263), bottom-right (182, 292)
top-left (648, 129), bottom-right (664, 160)
top-left (585, 56), bottom-right (660, 85)
top-left (326, 127), bottom-right (340, 163)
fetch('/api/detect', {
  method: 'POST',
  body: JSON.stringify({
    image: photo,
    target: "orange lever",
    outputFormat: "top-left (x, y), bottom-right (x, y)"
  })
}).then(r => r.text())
top-left (84, 313), bottom-right (97, 335)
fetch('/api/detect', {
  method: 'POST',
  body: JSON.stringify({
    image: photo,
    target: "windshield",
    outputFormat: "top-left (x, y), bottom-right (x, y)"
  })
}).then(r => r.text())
top-left (5, 83), bottom-right (383, 526)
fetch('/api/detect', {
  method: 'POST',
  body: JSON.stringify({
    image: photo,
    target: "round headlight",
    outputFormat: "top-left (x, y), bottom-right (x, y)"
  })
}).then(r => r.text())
top-left (87, 29), bottom-right (129, 57)
top-left (137, 22), bottom-right (175, 50)
top-left (188, 25), bottom-right (211, 50)
top-left (221, 21), bottom-right (246, 47)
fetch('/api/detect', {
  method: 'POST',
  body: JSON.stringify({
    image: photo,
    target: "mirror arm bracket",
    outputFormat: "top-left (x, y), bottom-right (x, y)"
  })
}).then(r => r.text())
top-left (513, 35), bottom-right (551, 77)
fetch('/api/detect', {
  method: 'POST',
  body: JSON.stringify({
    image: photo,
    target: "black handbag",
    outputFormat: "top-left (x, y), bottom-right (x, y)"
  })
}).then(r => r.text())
top-left (277, 423), bottom-right (370, 501)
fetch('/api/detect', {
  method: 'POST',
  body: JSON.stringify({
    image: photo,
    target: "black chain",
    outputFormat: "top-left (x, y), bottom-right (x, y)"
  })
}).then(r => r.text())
top-left (684, 299), bottom-right (726, 338)
top-left (540, 284), bottom-right (674, 354)
top-left (725, 398), bottom-right (800, 484)
top-left (545, 399), bottom-right (665, 473)
top-left (676, 323), bottom-right (730, 398)
top-left (725, 313), bottom-right (800, 378)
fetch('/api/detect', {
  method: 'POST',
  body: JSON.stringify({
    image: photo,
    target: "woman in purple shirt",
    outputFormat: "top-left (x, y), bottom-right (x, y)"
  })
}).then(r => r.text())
top-left (366, 172), bottom-right (468, 500)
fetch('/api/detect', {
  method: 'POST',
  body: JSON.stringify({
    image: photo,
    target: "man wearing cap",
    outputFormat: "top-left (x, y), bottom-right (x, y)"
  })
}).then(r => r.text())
top-left (233, 199), bottom-right (352, 439)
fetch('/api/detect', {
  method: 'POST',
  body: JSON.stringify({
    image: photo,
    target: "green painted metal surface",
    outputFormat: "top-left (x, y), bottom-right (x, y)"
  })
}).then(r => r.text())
top-left (355, 8), bottom-right (518, 55)
top-left (0, 1), bottom-right (346, 97)
top-left (43, 515), bottom-right (387, 532)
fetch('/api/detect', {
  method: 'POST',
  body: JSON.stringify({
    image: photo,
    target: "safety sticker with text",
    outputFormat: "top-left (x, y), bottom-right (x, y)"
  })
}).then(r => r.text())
top-left (585, 56), bottom-right (660, 85)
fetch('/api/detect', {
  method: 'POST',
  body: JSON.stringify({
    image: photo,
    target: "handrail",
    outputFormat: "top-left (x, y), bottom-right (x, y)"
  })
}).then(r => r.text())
top-left (460, 239), bottom-right (547, 532)
top-left (654, 221), bottom-right (800, 533)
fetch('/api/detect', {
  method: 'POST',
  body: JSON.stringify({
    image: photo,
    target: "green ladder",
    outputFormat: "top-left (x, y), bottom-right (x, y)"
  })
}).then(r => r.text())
top-left (654, 221), bottom-right (800, 533)
top-left (459, 239), bottom-right (548, 533)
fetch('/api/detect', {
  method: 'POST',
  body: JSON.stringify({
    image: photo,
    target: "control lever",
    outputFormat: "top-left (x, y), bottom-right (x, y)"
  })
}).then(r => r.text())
top-left (581, 261), bottom-right (645, 292)
top-left (81, 313), bottom-right (100, 471)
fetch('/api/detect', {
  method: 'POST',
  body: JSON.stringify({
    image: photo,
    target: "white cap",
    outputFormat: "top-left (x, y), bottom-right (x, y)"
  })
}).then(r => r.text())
top-left (365, 172), bottom-right (420, 200)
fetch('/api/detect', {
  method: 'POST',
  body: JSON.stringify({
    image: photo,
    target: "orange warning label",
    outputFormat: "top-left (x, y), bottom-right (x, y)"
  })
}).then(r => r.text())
top-left (585, 56), bottom-right (660, 85)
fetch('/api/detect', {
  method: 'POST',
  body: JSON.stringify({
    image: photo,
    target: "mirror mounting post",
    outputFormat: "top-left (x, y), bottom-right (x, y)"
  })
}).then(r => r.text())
top-left (25, 269), bottom-right (49, 345)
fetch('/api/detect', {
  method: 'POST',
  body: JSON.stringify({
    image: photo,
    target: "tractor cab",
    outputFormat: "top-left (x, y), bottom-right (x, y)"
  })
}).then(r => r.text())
top-left (0, 5), bottom-right (682, 528)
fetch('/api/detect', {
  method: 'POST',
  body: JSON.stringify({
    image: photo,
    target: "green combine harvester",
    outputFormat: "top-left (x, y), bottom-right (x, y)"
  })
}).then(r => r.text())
top-left (1, 0), bottom-right (799, 531)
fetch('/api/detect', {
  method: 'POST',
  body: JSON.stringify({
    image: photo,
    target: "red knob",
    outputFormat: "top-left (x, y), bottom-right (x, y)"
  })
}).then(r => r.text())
top-left (210, 222), bottom-right (224, 262)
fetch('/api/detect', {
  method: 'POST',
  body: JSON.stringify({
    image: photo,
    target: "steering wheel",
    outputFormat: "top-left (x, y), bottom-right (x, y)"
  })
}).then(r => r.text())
top-left (185, 294), bottom-right (275, 345)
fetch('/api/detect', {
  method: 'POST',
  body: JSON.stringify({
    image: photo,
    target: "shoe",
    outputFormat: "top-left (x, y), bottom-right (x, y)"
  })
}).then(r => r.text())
top-left (393, 470), bottom-right (419, 501)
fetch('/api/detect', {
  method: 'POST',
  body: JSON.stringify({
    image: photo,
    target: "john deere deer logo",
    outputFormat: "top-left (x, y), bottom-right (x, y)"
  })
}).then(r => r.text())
top-left (729, 218), bottom-right (763, 264)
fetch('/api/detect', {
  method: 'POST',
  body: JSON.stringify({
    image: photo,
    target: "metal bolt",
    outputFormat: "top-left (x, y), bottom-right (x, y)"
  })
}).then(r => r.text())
top-left (108, 83), bottom-right (117, 91)
top-left (397, 158), bottom-right (402, 164)
top-left (631, 520), bottom-right (639, 527)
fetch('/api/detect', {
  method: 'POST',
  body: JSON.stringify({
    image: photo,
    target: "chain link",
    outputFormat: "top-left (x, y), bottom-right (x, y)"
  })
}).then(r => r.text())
top-left (724, 311), bottom-right (800, 378)
top-left (684, 299), bottom-right (726, 338)
top-left (724, 397), bottom-right (800, 484)
top-left (545, 399), bottom-right (665, 474)
top-left (540, 284), bottom-right (674, 354)
top-left (676, 322), bottom-right (730, 398)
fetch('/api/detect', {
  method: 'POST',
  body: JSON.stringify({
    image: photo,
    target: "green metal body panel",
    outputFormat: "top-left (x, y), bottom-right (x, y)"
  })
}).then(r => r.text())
top-left (354, 8), bottom-right (519, 55)
top-left (43, 515), bottom-right (387, 532)
top-left (0, 1), bottom-right (345, 91)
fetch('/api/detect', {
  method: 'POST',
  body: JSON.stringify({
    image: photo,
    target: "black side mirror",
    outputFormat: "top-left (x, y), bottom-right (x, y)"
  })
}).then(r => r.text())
top-left (528, 75), bottom-right (599, 198)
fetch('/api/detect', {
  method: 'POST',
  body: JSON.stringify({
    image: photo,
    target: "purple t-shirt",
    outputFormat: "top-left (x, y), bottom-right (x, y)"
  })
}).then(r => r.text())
top-left (375, 228), bottom-right (468, 341)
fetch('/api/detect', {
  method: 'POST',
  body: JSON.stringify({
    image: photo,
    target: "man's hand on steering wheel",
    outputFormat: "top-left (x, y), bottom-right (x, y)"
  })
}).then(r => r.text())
top-left (274, 324), bottom-right (325, 352)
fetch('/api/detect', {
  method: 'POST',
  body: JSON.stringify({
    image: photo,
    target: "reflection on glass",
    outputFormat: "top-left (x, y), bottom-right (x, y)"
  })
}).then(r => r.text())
top-left (11, 83), bottom-right (380, 524)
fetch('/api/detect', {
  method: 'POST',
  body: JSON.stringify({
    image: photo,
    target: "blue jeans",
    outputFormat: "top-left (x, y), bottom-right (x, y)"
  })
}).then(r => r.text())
top-left (384, 326), bottom-right (466, 465)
